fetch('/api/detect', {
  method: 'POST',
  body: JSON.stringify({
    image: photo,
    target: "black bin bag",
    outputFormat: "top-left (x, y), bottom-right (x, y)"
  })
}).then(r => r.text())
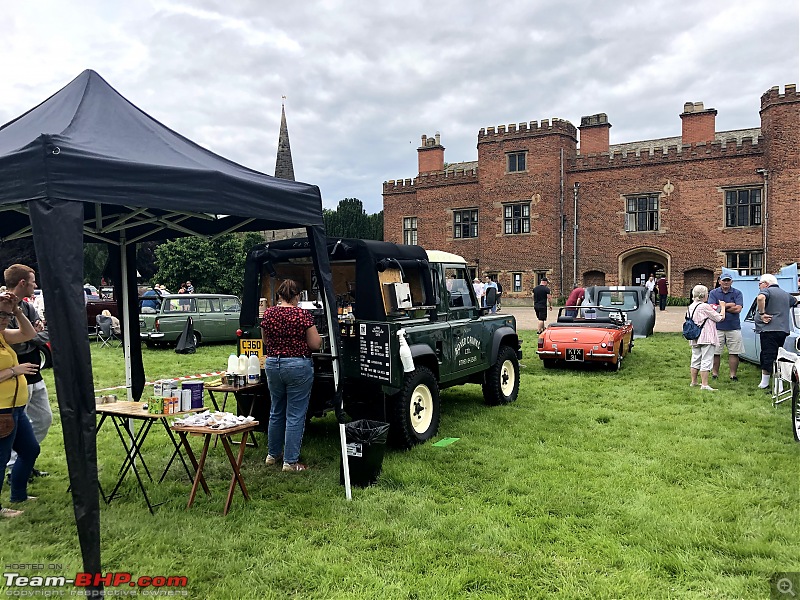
top-left (340, 419), bottom-right (390, 488)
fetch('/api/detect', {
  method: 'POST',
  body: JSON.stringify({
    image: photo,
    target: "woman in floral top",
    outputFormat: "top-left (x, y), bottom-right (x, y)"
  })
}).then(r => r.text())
top-left (261, 279), bottom-right (321, 471)
top-left (687, 284), bottom-right (725, 391)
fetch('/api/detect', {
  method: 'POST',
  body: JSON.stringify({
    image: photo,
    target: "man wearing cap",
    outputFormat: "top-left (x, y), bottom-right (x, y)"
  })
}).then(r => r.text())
top-left (707, 274), bottom-right (744, 381)
top-left (532, 277), bottom-right (552, 334)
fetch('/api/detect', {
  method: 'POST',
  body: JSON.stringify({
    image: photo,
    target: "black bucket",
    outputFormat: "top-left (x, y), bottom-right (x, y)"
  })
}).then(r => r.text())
top-left (340, 419), bottom-right (390, 488)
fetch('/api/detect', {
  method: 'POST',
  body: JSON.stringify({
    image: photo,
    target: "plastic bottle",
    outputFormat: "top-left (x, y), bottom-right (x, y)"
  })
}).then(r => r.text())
top-left (397, 329), bottom-right (415, 372)
top-left (247, 354), bottom-right (260, 385)
top-left (227, 354), bottom-right (238, 383)
top-left (237, 354), bottom-right (248, 375)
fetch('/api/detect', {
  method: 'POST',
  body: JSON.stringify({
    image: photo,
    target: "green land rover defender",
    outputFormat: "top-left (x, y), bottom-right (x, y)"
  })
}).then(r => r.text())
top-left (238, 238), bottom-right (521, 449)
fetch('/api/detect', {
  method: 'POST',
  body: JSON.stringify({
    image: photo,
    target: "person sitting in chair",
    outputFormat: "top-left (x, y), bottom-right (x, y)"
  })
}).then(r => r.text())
top-left (101, 310), bottom-right (121, 336)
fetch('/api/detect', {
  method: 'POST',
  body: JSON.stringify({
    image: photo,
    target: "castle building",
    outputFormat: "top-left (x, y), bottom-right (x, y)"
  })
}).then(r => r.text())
top-left (382, 84), bottom-right (799, 302)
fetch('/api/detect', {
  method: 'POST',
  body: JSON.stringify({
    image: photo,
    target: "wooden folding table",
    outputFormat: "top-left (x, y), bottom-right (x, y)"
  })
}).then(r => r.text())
top-left (171, 420), bottom-right (260, 515)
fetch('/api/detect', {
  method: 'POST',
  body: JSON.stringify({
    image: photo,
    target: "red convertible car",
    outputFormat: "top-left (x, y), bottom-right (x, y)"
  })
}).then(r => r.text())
top-left (536, 306), bottom-right (634, 370)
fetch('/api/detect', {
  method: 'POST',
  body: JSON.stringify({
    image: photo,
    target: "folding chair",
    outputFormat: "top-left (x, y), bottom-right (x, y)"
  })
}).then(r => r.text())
top-left (96, 314), bottom-right (121, 348)
top-left (772, 347), bottom-right (798, 407)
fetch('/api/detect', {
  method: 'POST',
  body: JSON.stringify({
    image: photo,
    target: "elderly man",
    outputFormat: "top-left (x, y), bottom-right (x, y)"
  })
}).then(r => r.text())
top-left (755, 273), bottom-right (798, 389)
top-left (708, 274), bottom-right (743, 381)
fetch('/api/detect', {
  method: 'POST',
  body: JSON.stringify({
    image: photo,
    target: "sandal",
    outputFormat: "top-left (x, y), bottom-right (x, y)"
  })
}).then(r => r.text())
top-left (282, 462), bottom-right (308, 472)
top-left (1, 507), bottom-right (23, 518)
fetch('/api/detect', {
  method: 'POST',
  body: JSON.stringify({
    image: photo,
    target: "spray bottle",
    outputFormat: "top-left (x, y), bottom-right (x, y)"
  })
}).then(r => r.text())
top-left (397, 329), bottom-right (414, 372)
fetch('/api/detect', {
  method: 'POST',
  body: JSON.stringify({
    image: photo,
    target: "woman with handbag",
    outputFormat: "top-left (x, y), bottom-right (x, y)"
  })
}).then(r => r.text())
top-left (0, 292), bottom-right (39, 517)
top-left (687, 284), bottom-right (725, 391)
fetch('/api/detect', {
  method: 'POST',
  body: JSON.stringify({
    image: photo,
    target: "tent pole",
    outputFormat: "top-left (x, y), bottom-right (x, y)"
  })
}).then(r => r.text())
top-left (120, 234), bottom-right (133, 402)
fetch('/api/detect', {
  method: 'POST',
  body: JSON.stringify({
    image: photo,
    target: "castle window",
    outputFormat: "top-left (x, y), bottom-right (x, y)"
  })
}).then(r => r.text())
top-left (512, 273), bottom-right (522, 292)
top-left (625, 195), bottom-right (659, 232)
top-left (727, 251), bottom-right (762, 276)
top-left (403, 217), bottom-right (417, 245)
top-left (453, 209), bottom-right (478, 239)
top-left (506, 152), bottom-right (527, 173)
top-left (725, 188), bottom-right (761, 227)
top-left (504, 203), bottom-right (530, 234)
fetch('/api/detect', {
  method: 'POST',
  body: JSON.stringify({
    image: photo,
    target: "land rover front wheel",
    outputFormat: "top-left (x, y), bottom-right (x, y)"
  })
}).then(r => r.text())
top-left (483, 345), bottom-right (520, 405)
top-left (388, 367), bottom-right (440, 449)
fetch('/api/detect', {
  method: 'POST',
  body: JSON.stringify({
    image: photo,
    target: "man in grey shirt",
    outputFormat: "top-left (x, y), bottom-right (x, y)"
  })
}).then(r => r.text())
top-left (755, 273), bottom-right (798, 389)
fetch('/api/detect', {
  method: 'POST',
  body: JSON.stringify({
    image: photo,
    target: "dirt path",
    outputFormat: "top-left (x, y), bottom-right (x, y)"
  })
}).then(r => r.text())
top-left (501, 305), bottom-right (685, 333)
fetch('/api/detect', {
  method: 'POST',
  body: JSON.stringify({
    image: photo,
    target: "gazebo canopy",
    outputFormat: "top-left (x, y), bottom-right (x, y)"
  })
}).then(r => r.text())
top-left (0, 70), bottom-right (337, 582)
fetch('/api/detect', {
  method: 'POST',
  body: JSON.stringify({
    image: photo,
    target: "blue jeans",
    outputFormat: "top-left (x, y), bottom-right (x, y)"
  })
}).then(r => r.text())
top-left (264, 357), bottom-right (314, 464)
top-left (0, 405), bottom-right (40, 503)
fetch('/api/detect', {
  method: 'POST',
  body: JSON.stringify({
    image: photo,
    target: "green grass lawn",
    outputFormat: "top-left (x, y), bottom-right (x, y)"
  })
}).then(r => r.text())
top-left (2, 333), bottom-right (798, 599)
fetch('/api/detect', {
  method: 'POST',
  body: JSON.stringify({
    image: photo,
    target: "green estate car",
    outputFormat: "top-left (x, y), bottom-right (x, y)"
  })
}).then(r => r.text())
top-left (139, 293), bottom-right (241, 347)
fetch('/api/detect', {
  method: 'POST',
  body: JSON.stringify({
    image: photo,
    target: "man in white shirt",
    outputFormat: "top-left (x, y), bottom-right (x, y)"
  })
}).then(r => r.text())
top-left (472, 278), bottom-right (485, 307)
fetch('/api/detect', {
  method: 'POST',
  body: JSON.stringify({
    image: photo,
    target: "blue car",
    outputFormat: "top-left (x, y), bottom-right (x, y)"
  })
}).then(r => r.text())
top-left (727, 263), bottom-right (800, 364)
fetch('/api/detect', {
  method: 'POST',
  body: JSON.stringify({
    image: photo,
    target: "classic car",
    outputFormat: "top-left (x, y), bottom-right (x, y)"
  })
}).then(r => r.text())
top-left (139, 293), bottom-right (241, 347)
top-left (582, 286), bottom-right (655, 339)
top-left (536, 305), bottom-right (634, 370)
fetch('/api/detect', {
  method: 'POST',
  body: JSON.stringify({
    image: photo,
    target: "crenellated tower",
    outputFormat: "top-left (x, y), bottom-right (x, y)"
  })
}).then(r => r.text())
top-left (759, 84), bottom-right (800, 269)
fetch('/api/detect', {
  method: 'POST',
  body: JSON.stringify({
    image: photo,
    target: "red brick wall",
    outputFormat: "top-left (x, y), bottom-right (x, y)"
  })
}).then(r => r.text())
top-left (760, 85), bottom-right (800, 270)
top-left (383, 85), bottom-right (799, 301)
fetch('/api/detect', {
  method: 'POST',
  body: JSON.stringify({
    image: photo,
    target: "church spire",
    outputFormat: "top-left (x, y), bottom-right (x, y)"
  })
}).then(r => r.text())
top-left (274, 99), bottom-right (295, 181)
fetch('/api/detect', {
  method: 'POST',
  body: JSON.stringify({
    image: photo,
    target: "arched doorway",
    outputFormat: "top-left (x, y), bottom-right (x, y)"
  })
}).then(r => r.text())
top-left (620, 248), bottom-right (670, 287)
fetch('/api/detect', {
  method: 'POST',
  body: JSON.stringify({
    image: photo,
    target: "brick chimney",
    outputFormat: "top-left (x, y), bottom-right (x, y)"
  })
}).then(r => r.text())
top-left (579, 114), bottom-right (611, 154)
top-left (418, 133), bottom-right (445, 173)
top-left (680, 102), bottom-right (717, 144)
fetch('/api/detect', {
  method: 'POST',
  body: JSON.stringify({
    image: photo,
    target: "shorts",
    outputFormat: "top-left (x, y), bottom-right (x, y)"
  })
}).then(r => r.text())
top-left (690, 344), bottom-right (715, 372)
top-left (535, 307), bottom-right (548, 321)
top-left (714, 329), bottom-right (744, 356)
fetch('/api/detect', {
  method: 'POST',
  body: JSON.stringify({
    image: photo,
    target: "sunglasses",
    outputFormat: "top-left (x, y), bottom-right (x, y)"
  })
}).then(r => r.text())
top-left (0, 312), bottom-right (13, 319)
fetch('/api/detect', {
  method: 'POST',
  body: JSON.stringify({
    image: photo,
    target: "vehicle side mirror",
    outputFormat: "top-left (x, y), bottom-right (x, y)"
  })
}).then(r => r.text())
top-left (485, 287), bottom-right (497, 308)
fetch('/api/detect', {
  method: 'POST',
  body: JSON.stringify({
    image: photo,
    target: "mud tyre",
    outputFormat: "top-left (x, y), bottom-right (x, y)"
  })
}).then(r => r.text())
top-left (483, 345), bottom-right (520, 405)
top-left (388, 367), bottom-right (440, 449)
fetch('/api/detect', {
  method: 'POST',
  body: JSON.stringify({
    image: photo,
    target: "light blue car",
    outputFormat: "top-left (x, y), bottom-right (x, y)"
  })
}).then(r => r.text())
top-left (726, 263), bottom-right (800, 364)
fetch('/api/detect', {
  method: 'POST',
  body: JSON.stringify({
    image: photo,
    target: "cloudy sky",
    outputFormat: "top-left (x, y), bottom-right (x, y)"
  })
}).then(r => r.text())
top-left (1, 1), bottom-right (797, 214)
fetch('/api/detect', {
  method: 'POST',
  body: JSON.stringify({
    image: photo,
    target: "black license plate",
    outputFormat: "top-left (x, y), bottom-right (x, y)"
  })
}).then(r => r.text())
top-left (565, 348), bottom-right (584, 362)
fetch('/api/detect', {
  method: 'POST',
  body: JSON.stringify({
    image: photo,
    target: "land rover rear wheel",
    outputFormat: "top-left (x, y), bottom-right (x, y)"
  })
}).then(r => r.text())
top-left (483, 345), bottom-right (520, 405)
top-left (388, 367), bottom-right (440, 449)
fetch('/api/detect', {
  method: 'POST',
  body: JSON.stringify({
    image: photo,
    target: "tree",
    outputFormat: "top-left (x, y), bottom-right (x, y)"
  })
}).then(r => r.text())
top-left (152, 232), bottom-right (264, 297)
top-left (324, 198), bottom-right (383, 240)
top-left (84, 243), bottom-right (108, 286)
